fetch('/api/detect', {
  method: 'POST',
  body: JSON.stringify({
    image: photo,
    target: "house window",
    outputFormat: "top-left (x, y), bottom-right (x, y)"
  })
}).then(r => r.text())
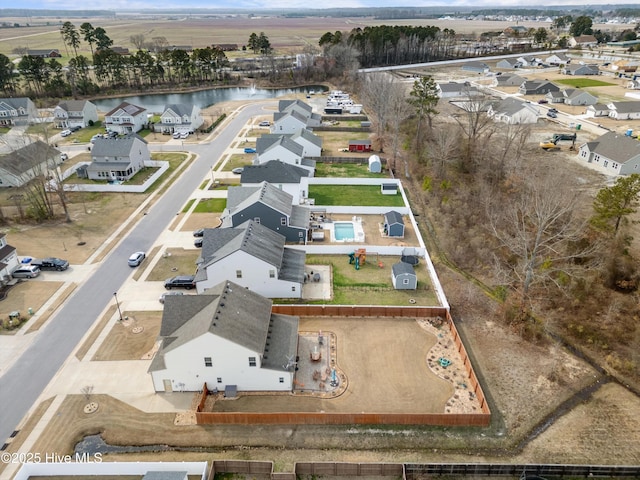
top-left (236, 270), bottom-right (242, 278)
top-left (292, 286), bottom-right (296, 292)
top-left (204, 357), bottom-right (212, 367)
top-left (280, 217), bottom-right (287, 226)
top-left (253, 217), bottom-right (261, 224)
top-left (269, 270), bottom-right (275, 278)
top-left (249, 357), bottom-right (257, 367)
top-left (298, 232), bottom-right (304, 237)
top-left (279, 377), bottom-right (284, 383)
top-left (217, 377), bottom-right (222, 383)
top-left (403, 279), bottom-right (410, 285)
top-left (604, 160), bottom-right (609, 167)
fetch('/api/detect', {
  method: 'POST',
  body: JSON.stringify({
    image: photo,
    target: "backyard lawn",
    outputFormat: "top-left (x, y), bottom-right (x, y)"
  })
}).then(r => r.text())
top-left (309, 184), bottom-right (404, 207)
top-left (555, 78), bottom-right (616, 88)
top-left (315, 162), bottom-right (386, 178)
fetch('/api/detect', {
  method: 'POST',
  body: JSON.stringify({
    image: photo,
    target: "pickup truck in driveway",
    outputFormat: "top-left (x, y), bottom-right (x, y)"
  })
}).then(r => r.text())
top-left (30, 257), bottom-right (69, 271)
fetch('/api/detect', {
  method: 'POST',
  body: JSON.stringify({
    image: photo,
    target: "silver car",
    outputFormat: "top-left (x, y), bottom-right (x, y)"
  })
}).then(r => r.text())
top-left (12, 266), bottom-right (41, 279)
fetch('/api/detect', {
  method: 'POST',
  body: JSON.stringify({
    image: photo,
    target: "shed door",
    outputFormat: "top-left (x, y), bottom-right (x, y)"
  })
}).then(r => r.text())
top-left (163, 379), bottom-right (173, 392)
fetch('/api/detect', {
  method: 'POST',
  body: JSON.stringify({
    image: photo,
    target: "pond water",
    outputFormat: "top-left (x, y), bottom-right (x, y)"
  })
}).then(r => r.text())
top-left (92, 85), bottom-right (328, 113)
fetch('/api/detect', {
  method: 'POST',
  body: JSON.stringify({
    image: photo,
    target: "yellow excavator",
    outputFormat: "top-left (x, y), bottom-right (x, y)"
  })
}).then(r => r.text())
top-left (540, 133), bottom-right (577, 151)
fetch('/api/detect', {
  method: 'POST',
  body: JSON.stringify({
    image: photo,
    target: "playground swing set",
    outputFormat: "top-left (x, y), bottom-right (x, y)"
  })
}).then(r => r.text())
top-left (348, 248), bottom-right (384, 270)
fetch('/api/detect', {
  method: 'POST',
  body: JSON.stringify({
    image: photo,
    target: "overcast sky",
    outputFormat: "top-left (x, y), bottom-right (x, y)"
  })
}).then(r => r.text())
top-left (16, 0), bottom-right (640, 10)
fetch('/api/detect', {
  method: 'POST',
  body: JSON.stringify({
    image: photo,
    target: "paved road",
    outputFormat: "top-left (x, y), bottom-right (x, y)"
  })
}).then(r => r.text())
top-left (0, 101), bottom-right (272, 446)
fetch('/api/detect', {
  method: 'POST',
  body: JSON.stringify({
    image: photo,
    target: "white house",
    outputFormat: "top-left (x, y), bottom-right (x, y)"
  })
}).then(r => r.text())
top-left (0, 140), bottom-right (63, 188)
top-left (546, 52), bottom-right (570, 66)
top-left (148, 280), bottom-right (299, 393)
top-left (240, 160), bottom-right (310, 203)
top-left (271, 110), bottom-right (314, 135)
top-left (194, 220), bottom-right (305, 298)
top-left (568, 35), bottom-right (598, 48)
top-left (53, 100), bottom-right (98, 129)
top-left (256, 135), bottom-right (317, 174)
top-left (0, 98), bottom-right (38, 126)
top-left (84, 134), bottom-right (149, 181)
top-left (607, 101), bottom-right (640, 120)
top-left (104, 102), bottom-right (147, 134)
top-left (578, 131), bottom-right (640, 175)
top-left (563, 64), bottom-right (599, 76)
top-left (290, 129), bottom-right (322, 157)
top-left (436, 82), bottom-right (479, 99)
top-left (496, 58), bottom-right (521, 69)
top-left (158, 103), bottom-right (203, 134)
top-left (0, 233), bottom-right (19, 283)
top-left (563, 88), bottom-right (598, 106)
top-left (488, 97), bottom-right (539, 124)
top-left (586, 103), bottom-right (610, 117)
top-left (494, 73), bottom-right (526, 87)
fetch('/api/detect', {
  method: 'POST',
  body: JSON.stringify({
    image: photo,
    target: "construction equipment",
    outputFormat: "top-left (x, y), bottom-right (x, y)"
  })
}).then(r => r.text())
top-left (540, 133), bottom-right (577, 151)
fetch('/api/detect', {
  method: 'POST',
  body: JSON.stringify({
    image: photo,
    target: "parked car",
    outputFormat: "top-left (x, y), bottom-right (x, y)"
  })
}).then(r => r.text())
top-left (90, 134), bottom-right (102, 143)
top-left (159, 291), bottom-right (184, 304)
top-left (106, 130), bottom-right (118, 138)
top-left (243, 147), bottom-right (256, 153)
top-left (172, 131), bottom-right (181, 139)
top-left (547, 111), bottom-right (558, 118)
top-left (60, 129), bottom-right (72, 137)
top-left (258, 120), bottom-right (271, 127)
top-left (180, 132), bottom-right (189, 139)
top-left (537, 99), bottom-right (548, 104)
top-left (127, 251), bottom-right (146, 267)
top-left (548, 108), bottom-right (558, 113)
top-left (164, 275), bottom-right (195, 290)
top-left (12, 265), bottom-right (41, 279)
top-left (60, 153), bottom-right (69, 161)
top-left (232, 167), bottom-right (244, 174)
top-left (31, 257), bottom-right (69, 271)
top-left (194, 237), bottom-right (203, 248)
top-left (70, 125), bottom-right (82, 132)
top-left (193, 228), bottom-right (205, 237)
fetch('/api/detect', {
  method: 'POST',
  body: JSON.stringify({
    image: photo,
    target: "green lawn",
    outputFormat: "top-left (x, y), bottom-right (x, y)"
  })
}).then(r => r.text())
top-left (315, 162), bottom-right (386, 178)
top-left (309, 184), bottom-right (404, 207)
top-left (194, 198), bottom-right (226, 213)
top-left (555, 78), bottom-right (616, 88)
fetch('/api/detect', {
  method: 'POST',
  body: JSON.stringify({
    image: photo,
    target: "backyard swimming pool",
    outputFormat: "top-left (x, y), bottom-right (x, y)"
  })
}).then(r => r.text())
top-left (334, 222), bottom-right (355, 241)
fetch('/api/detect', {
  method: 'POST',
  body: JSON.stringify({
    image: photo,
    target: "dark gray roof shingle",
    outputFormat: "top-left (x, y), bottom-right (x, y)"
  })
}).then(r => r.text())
top-left (0, 140), bottom-right (60, 176)
top-left (240, 160), bottom-right (309, 184)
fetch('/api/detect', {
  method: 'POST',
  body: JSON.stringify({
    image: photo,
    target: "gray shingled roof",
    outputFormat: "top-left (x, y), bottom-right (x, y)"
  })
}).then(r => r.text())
top-left (279, 99), bottom-right (312, 115)
top-left (301, 158), bottom-right (316, 168)
top-left (227, 182), bottom-right (294, 217)
top-left (0, 98), bottom-right (32, 111)
top-left (278, 247), bottom-right (305, 283)
top-left (392, 261), bottom-right (416, 277)
top-left (492, 97), bottom-right (531, 116)
top-left (105, 101), bottom-right (146, 117)
top-left (384, 210), bottom-right (404, 226)
top-left (586, 131), bottom-right (640, 164)
top-left (0, 140), bottom-right (60, 176)
top-left (610, 101), bottom-right (640, 114)
top-left (142, 472), bottom-right (187, 480)
top-left (196, 220), bottom-right (288, 280)
top-left (164, 103), bottom-right (194, 117)
top-left (261, 313), bottom-right (299, 371)
top-left (263, 136), bottom-right (304, 157)
top-left (57, 100), bottom-right (88, 113)
top-left (240, 160), bottom-right (309, 184)
top-left (156, 280), bottom-right (273, 358)
top-left (290, 205), bottom-right (311, 228)
top-left (292, 128), bottom-right (322, 148)
top-left (256, 134), bottom-right (289, 153)
top-left (91, 134), bottom-right (147, 158)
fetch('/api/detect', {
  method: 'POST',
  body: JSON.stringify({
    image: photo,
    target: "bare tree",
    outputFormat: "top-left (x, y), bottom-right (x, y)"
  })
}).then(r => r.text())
top-left (426, 125), bottom-right (460, 178)
top-left (360, 72), bottom-right (398, 153)
top-left (130, 33), bottom-right (146, 50)
top-left (487, 167), bottom-right (596, 320)
top-left (487, 123), bottom-right (531, 185)
top-left (386, 80), bottom-right (412, 177)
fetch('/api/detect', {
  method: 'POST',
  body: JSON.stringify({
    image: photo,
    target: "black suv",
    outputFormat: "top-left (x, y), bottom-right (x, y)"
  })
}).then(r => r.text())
top-left (164, 275), bottom-right (195, 290)
top-left (31, 257), bottom-right (69, 271)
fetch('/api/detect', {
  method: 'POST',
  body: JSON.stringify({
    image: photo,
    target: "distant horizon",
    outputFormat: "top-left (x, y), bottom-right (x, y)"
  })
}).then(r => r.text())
top-left (2, 2), bottom-right (640, 12)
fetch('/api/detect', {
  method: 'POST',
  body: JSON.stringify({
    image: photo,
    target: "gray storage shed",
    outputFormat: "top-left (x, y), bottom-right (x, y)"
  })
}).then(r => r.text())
top-left (368, 154), bottom-right (382, 173)
top-left (391, 262), bottom-right (417, 290)
top-left (383, 210), bottom-right (405, 238)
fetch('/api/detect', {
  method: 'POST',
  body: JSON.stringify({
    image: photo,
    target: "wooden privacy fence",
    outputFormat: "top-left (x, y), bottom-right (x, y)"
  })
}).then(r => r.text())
top-left (308, 156), bottom-right (387, 165)
top-left (296, 462), bottom-right (404, 477)
top-left (195, 305), bottom-right (490, 426)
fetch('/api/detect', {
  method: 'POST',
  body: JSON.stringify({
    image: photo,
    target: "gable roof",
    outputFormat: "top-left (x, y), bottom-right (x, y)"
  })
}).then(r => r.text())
top-left (158, 280), bottom-right (273, 355)
top-left (227, 182), bottom-right (294, 217)
top-left (589, 103), bottom-right (609, 111)
top-left (57, 100), bottom-right (89, 112)
top-left (105, 101), bottom-right (146, 118)
top-left (392, 261), bottom-right (416, 277)
top-left (564, 88), bottom-right (596, 101)
top-left (241, 160), bottom-right (310, 184)
top-left (261, 135), bottom-right (304, 158)
top-left (384, 210), bottom-right (404, 225)
top-left (584, 131), bottom-right (640, 164)
top-left (163, 103), bottom-right (195, 117)
top-left (609, 100), bottom-right (640, 114)
top-left (273, 109), bottom-right (309, 127)
top-left (0, 98), bottom-right (32, 112)
top-left (291, 128), bottom-right (322, 148)
top-left (492, 97), bottom-right (532, 116)
top-left (279, 99), bottom-right (312, 115)
top-left (91, 134), bottom-right (147, 157)
top-left (498, 58), bottom-right (520, 67)
top-left (0, 140), bottom-right (60, 176)
top-left (573, 35), bottom-right (597, 44)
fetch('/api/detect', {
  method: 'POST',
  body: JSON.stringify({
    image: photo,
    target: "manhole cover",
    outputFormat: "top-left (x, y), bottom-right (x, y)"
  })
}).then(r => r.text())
top-left (132, 326), bottom-right (144, 334)
top-left (83, 402), bottom-right (99, 414)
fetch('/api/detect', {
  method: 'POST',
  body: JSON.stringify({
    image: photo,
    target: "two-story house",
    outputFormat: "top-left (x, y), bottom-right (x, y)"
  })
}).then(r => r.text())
top-left (0, 141), bottom-right (63, 188)
top-left (159, 103), bottom-right (203, 135)
top-left (149, 280), bottom-right (299, 393)
top-left (0, 233), bottom-right (19, 283)
top-left (84, 134), bottom-right (150, 181)
top-left (104, 102), bottom-right (147, 134)
top-left (240, 160), bottom-right (310, 204)
top-left (221, 182), bottom-right (310, 243)
top-left (53, 100), bottom-right (99, 129)
top-left (256, 135), bottom-right (316, 174)
top-left (0, 98), bottom-right (38, 127)
top-left (194, 220), bottom-right (305, 297)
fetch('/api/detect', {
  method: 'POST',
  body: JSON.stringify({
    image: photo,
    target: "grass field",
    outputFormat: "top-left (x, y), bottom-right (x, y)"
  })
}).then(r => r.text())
top-left (193, 198), bottom-right (226, 213)
top-left (146, 248), bottom-right (199, 281)
top-left (555, 78), bottom-right (616, 88)
top-left (309, 185), bottom-right (404, 207)
top-left (315, 162), bottom-right (386, 178)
